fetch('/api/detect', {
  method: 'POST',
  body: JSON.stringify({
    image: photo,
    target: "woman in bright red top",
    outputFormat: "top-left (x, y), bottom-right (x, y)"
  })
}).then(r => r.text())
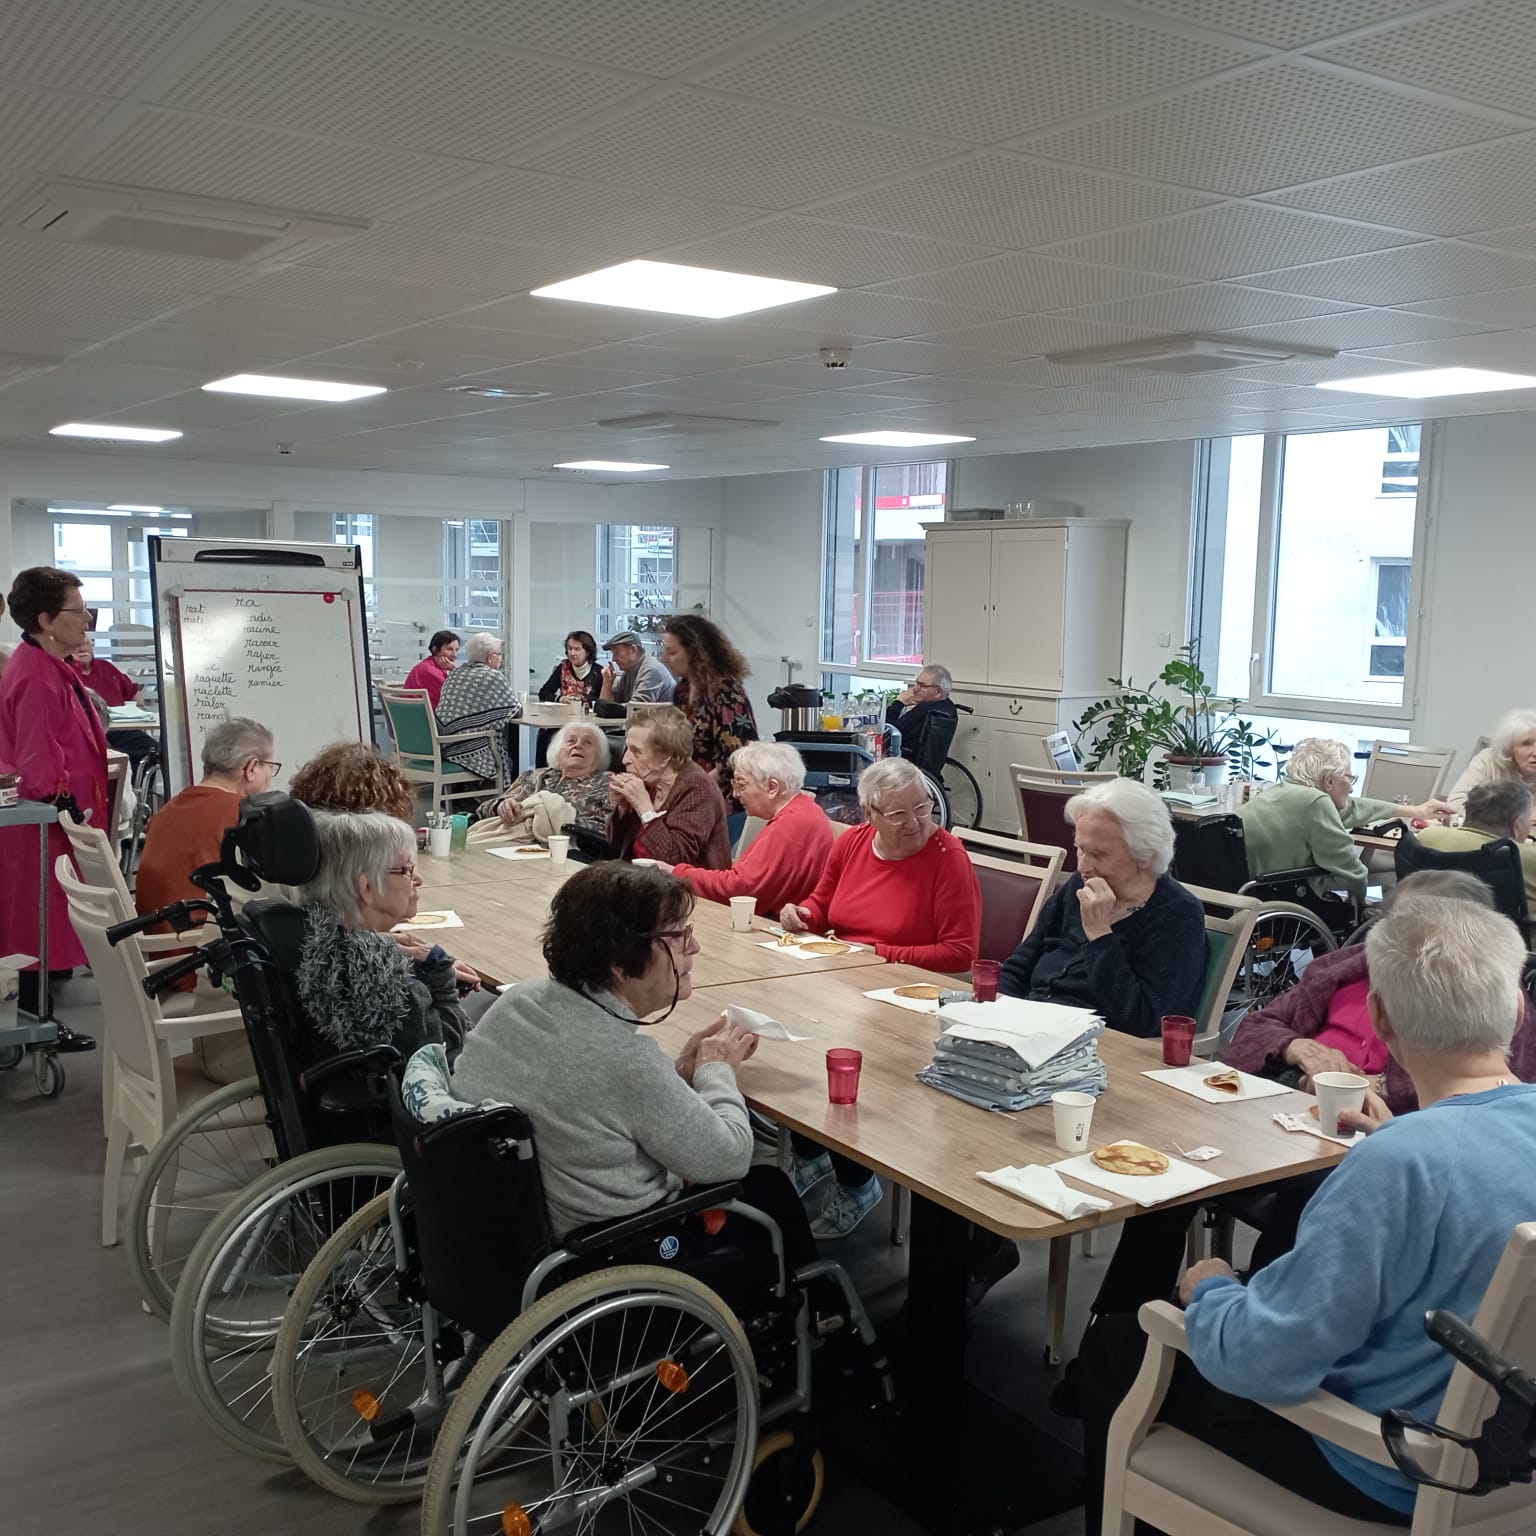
top-left (657, 741), bottom-right (834, 917)
top-left (71, 634), bottom-right (140, 706)
top-left (403, 630), bottom-right (458, 709)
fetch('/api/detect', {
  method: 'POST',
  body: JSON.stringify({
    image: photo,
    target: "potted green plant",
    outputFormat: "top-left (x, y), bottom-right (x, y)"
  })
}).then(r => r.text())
top-left (1074, 644), bottom-right (1272, 789)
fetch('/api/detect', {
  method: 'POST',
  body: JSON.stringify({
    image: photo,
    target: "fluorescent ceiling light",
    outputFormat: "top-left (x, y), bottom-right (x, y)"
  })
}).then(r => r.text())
top-left (1316, 367), bottom-right (1536, 398)
top-left (107, 503), bottom-right (164, 512)
top-left (50, 422), bottom-right (182, 442)
top-left (553, 459), bottom-right (670, 472)
top-left (202, 373), bottom-right (387, 401)
top-left (820, 430), bottom-right (976, 447)
top-left (532, 259), bottom-right (835, 319)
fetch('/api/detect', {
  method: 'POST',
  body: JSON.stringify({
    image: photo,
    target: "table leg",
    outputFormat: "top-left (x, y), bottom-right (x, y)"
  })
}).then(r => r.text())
top-left (37, 821), bottom-right (50, 1023)
top-left (1045, 1234), bottom-right (1071, 1366)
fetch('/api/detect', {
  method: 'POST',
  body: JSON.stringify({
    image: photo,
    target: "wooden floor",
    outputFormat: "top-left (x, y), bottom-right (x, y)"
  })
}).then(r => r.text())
top-left (1, 971), bottom-right (1099, 1536)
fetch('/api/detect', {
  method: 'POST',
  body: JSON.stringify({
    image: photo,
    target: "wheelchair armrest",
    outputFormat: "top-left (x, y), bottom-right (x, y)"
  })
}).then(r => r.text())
top-left (300, 1045), bottom-right (401, 1110)
top-left (1240, 865), bottom-right (1330, 891)
top-left (563, 1182), bottom-right (744, 1256)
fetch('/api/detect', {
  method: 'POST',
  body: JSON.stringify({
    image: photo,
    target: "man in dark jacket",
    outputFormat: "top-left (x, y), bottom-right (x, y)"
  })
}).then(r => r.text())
top-left (885, 663), bottom-right (958, 776)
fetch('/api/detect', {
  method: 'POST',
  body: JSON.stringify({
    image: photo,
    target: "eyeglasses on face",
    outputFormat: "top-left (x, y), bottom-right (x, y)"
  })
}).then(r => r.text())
top-left (871, 801), bottom-right (934, 826)
top-left (251, 759), bottom-right (282, 776)
top-left (387, 864), bottom-right (421, 880)
top-left (650, 925), bottom-right (695, 947)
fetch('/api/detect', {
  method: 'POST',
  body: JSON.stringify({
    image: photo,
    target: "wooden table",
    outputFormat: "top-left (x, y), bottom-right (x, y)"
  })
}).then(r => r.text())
top-left (515, 704), bottom-right (627, 731)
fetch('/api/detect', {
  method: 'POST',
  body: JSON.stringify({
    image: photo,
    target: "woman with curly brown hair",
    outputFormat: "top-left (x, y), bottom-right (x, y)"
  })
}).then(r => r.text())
top-left (289, 741), bottom-right (416, 822)
top-left (659, 614), bottom-right (757, 801)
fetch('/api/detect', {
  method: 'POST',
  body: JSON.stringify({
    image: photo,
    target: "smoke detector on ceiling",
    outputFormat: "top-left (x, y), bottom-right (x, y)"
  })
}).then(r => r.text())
top-left (597, 411), bottom-right (780, 436)
top-left (6, 178), bottom-right (370, 264)
top-left (1045, 333), bottom-right (1338, 375)
top-left (819, 346), bottom-right (852, 368)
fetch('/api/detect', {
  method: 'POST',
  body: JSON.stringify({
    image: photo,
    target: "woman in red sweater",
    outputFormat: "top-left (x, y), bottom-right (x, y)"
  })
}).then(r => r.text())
top-left (609, 706), bottom-right (731, 870)
top-left (780, 755), bottom-right (981, 1237)
top-left (659, 741), bottom-right (834, 916)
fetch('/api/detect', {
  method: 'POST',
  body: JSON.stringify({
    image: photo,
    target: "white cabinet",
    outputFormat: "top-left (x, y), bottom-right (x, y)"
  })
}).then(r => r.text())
top-left (924, 529), bottom-right (993, 685)
top-left (988, 526), bottom-right (1067, 690)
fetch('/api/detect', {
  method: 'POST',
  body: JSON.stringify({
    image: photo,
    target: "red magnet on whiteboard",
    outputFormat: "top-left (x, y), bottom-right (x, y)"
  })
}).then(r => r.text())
top-left (323, 592), bottom-right (336, 603)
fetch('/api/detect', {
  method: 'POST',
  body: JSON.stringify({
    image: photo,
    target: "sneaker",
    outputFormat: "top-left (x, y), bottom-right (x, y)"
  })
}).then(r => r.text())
top-left (810, 1176), bottom-right (883, 1240)
top-left (791, 1151), bottom-right (833, 1197)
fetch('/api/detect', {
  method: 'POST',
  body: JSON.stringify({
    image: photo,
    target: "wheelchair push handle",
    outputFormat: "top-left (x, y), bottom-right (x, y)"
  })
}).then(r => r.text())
top-left (141, 947), bottom-right (214, 997)
top-left (105, 898), bottom-right (215, 947)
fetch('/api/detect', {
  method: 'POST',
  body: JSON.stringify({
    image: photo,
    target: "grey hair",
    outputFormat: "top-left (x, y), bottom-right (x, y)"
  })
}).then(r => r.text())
top-left (1465, 779), bottom-right (1534, 837)
top-left (549, 719), bottom-right (609, 769)
top-left (1066, 777), bottom-right (1176, 875)
top-left (300, 810), bottom-right (416, 928)
top-left (920, 663), bottom-right (953, 698)
top-left (731, 741), bottom-right (806, 797)
top-left (463, 632), bottom-right (502, 665)
top-left (1386, 869), bottom-right (1495, 911)
top-left (1285, 736), bottom-right (1353, 790)
top-left (202, 717), bottom-right (273, 776)
top-left (856, 755), bottom-right (926, 811)
top-left (1365, 895), bottom-right (1525, 1055)
top-left (1490, 708), bottom-right (1536, 777)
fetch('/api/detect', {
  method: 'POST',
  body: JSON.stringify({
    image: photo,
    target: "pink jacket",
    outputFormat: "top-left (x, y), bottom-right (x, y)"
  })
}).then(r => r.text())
top-left (0, 638), bottom-right (109, 972)
top-left (1225, 943), bottom-right (1536, 1113)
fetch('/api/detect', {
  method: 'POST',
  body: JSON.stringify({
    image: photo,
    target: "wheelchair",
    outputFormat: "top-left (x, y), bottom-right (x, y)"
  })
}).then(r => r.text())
top-left (269, 1067), bottom-right (893, 1528)
top-left (106, 795), bottom-right (405, 1459)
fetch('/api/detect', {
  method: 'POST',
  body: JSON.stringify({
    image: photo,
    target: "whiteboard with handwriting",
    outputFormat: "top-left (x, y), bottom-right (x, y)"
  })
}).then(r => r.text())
top-left (150, 538), bottom-right (372, 795)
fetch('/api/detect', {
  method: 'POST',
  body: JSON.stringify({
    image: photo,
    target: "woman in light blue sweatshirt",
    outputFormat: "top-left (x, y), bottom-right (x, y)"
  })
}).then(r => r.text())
top-left (1076, 893), bottom-right (1536, 1534)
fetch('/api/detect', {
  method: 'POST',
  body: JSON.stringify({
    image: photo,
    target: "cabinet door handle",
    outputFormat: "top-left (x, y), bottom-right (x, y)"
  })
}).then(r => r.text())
top-left (1008, 700), bottom-right (1022, 716)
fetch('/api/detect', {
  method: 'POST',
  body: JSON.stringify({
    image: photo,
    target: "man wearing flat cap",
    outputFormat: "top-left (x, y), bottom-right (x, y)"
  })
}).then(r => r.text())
top-left (594, 630), bottom-right (676, 718)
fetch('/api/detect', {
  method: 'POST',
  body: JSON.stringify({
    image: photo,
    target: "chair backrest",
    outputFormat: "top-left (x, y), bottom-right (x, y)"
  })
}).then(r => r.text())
top-left (733, 815), bottom-right (766, 860)
top-left (389, 1077), bottom-right (552, 1340)
top-left (1170, 812), bottom-right (1252, 893)
top-left (1010, 764), bottom-right (1114, 871)
top-left (956, 829), bottom-right (1066, 962)
top-left (1179, 882), bottom-right (1262, 1048)
top-left (1420, 1223), bottom-right (1536, 1532)
top-left (1394, 828), bottom-right (1530, 938)
top-left (378, 684), bottom-right (442, 769)
top-left (56, 856), bottom-right (165, 1088)
top-left (61, 817), bottom-right (132, 907)
top-left (1362, 740), bottom-right (1456, 804)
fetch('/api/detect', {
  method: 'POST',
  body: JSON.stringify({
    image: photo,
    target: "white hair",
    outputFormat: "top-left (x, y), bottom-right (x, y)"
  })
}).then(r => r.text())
top-left (463, 632), bottom-right (502, 665)
top-left (202, 717), bottom-right (273, 776)
top-left (549, 719), bottom-right (609, 771)
top-left (920, 663), bottom-right (953, 698)
top-left (856, 755), bottom-right (926, 811)
top-left (300, 810), bottom-right (415, 928)
top-left (1365, 895), bottom-right (1524, 1056)
top-left (1490, 708), bottom-right (1536, 778)
top-left (1285, 736), bottom-right (1353, 790)
top-left (1066, 777), bottom-right (1176, 875)
top-left (731, 741), bottom-right (806, 797)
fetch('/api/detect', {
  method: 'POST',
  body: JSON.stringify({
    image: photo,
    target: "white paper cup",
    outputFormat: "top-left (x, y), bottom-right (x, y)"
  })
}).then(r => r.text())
top-left (546, 835), bottom-right (570, 862)
top-left (1052, 1090), bottom-right (1096, 1154)
top-left (428, 826), bottom-right (452, 858)
top-left (729, 896), bottom-right (756, 932)
top-left (1313, 1071), bottom-right (1368, 1136)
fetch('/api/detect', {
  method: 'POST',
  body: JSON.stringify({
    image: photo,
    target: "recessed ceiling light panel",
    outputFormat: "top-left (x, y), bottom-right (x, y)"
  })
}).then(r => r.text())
top-left (1316, 367), bottom-right (1536, 398)
top-left (50, 422), bottom-right (182, 442)
top-left (553, 459), bottom-right (670, 472)
top-left (107, 503), bottom-right (165, 512)
top-left (532, 259), bottom-right (835, 319)
top-left (820, 430), bottom-right (976, 447)
top-left (203, 373), bottom-right (386, 401)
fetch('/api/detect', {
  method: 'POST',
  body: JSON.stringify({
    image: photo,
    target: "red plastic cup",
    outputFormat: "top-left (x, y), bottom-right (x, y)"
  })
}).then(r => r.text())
top-left (826, 1048), bottom-right (863, 1105)
top-left (1161, 1014), bottom-right (1196, 1067)
top-left (971, 959), bottom-right (1001, 1002)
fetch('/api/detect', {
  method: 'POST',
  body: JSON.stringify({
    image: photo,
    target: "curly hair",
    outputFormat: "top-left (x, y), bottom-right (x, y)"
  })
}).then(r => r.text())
top-left (543, 863), bottom-right (694, 992)
top-left (289, 742), bottom-right (417, 823)
top-left (564, 629), bottom-right (597, 666)
top-left (7, 567), bottom-right (82, 635)
top-left (661, 614), bottom-right (749, 703)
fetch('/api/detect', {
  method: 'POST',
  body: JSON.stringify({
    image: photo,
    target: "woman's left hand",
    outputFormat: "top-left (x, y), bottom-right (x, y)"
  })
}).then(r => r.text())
top-left (1179, 1258), bottom-right (1238, 1306)
top-left (496, 797), bottom-right (525, 826)
top-left (452, 958), bottom-right (480, 989)
top-left (610, 772), bottom-right (654, 815)
top-left (391, 930), bottom-right (432, 962)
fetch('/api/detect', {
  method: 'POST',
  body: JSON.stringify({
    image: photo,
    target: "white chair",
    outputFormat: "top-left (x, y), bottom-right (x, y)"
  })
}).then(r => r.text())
top-left (57, 858), bottom-right (237, 1247)
top-left (1103, 1223), bottom-right (1536, 1535)
top-left (1362, 741), bottom-right (1457, 806)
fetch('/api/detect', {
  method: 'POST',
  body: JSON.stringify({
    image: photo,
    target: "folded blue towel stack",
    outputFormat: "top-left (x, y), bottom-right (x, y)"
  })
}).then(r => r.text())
top-left (917, 1017), bottom-right (1106, 1112)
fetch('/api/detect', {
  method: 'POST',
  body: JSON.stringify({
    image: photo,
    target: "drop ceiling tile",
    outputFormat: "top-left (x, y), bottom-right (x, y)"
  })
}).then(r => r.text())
top-left (851, 338), bottom-right (1025, 374)
top-left (1463, 225), bottom-right (1536, 258)
top-left (655, 215), bottom-right (998, 288)
top-left (1224, 309), bottom-right (1491, 351)
top-left (346, 323), bottom-right (587, 365)
top-left (2, 0), bottom-right (206, 95)
top-left (1318, 1), bottom-right (1536, 118)
top-left (231, 267), bottom-right (501, 318)
top-left (872, 253), bottom-right (1175, 313)
top-left (906, 313), bottom-right (1164, 356)
top-left (1120, 0), bottom-right (1438, 48)
top-left (85, 328), bottom-right (309, 371)
top-left (298, 228), bottom-right (586, 292)
top-left (520, 91), bottom-right (955, 208)
top-left (0, 233), bottom-right (248, 297)
top-left (547, 342), bottom-right (742, 379)
top-left (1397, 284), bottom-right (1536, 327)
top-left (1262, 135), bottom-right (1536, 237)
top-left (171, 295), bottom-right (408, 344)
top-left (808, 152), bottom-right (1216, 248)
top-left (1021, 61), bottom-right (1512, 196)
top-left (79, 108), bottom-right (467, 221)
top-left (770, 290), bottom-right (996, 339)
top-left (1056, 282), bottom-right (1360, 334)
top-left (1349, 330), bottom-right (1536, 371)
top-left (466, 294), bottom-right (697, 341)
top-left (0, 84), bottom-right (117, 170)
top-left (700, 360), bottom-right (918, 393)
top-left (626, 320), bottom-right (877, 361)
top-left (1245, 241), bottom-right (1536, 304)
top-left (697, 0), bottom-right (1255, 143)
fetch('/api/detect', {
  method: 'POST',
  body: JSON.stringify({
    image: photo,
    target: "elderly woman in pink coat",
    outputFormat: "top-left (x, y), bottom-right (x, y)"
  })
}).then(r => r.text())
top-left (0, 567), bottom-right (109, 1049)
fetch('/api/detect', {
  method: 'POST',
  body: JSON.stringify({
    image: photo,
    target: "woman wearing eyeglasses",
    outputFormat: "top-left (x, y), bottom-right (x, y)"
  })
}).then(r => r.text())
top-left (296, 810), bottom-right (474, 1061)
top-left (0, 566), bottom-right (110, 1045)
top-left (452, 863), bottom-right (816, 1262)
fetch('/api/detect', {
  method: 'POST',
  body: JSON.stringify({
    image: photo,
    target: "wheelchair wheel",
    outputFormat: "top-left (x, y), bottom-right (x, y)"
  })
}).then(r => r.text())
top-left (919, 770), bottom-right (951, 830)
top-left (169, 1144), bottom-right (401, 1463)
top-left (735, 1430), bottom-right (825, 1536)
top-left (273, 1189), bottom-right (446, 1503)
top-left (939, 758), bottom-right (982, 831)
top-left (1229, 903), bottom-right (1339, 1029)
top-left (126, 1076), bottom-right (273, 1322)
top-left (421, 1265), bottom-right (759, 1536)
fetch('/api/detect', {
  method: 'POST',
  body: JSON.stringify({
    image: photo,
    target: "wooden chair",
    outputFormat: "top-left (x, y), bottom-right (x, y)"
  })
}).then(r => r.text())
top-left (378, 682), bottom-right (488, 814)
top-left (1102, 1224), bottom-right (1536, 1535)
top-left (956, 829), bottom-right (1066, 960)
top-left (1362, 740), bottom-right (1456, 805)
top-left (1011, 763), bottom-right (1118, 871)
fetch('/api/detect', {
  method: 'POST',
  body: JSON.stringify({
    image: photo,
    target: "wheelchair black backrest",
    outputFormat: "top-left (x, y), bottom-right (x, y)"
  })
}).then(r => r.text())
top-left (389, 1077), bottom-right (552, 1341)
top-left (1394, 828), bottom-right (1531, 939)
top-left (901, 700), bottom-right (959, 778)
top-left (1171, 813), bottom-right (1252, 892)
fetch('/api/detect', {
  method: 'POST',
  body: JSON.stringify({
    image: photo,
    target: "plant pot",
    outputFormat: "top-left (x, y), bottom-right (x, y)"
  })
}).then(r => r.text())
top-left (1198, 759), bottom-right (1229, 788)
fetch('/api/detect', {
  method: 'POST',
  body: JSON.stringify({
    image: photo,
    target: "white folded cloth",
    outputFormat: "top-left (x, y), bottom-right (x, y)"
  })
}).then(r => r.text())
top-left (976, 1164), bottom-right (1114, 1218)
top-left (723, 1003), bottom-right (812, 1042)
top-left (939, 997), bottom-right (1102, 1068)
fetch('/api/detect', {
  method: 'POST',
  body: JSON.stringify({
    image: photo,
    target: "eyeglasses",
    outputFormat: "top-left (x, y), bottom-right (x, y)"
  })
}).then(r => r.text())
top-left (56, 604), bottom-right (89, 616)
top-left (871, 801), bottom-right (934, 826)
top-left (651, 925), bottom-right (695, 947)
top-left (387, 865), bottom-right (420, 880)
top-left (252, 759), bottom-right (282, 775)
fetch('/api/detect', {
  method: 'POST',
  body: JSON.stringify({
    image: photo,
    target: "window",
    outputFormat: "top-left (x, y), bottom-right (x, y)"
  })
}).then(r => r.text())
top-left (444, 519), bottom-right (502, 631)
top-left (820, 461), bottom-right (947, 670)
top-left (331, 512), bottom-right (376, 623)
top-left (1192, 424), bottom-right (1428, 722)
